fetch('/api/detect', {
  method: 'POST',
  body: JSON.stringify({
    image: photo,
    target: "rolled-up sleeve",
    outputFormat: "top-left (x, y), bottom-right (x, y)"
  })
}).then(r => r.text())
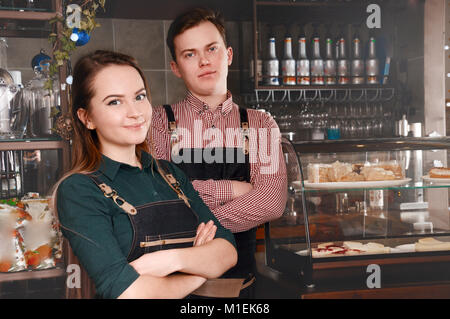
top-left (57, 174), bottom-right (139, 299)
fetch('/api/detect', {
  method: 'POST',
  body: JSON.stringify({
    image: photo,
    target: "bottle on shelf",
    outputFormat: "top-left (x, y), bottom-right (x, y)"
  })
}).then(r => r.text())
top-left (282, 35), bottom-right (296, 85)
top-left (366, 36), bottom-right (379, 84)
top-left (324, 30), bottom-right (336, 85)
top-left (310, 25), bottom-right (324, 85)
top-left (337, 29), bottom-right (350, 85)
top-left (264, 36), bottom-right (280, 86)
top-left (296, 29), bottom-right (310, 85)
top-left (351, 26), bottom-right (365, 84)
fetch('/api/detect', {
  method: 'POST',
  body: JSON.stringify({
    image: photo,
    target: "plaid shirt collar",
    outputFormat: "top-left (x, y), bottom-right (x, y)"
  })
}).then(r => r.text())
top-left (185, 90), bottom-right (234, 116)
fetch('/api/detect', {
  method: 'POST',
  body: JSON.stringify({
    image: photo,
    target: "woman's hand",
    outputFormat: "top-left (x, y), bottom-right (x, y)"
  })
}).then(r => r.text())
top-left (130, 249), bottom-right (180, 277)
top-left (194, 220), bottom-right (217, 246)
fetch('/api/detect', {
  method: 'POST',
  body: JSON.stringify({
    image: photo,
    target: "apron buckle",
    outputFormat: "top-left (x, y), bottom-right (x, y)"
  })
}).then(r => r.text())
top-left (103, 188), bottom-right (137, 215)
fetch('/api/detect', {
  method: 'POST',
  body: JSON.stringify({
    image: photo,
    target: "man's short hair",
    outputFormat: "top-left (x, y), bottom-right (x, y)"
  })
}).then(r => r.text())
top-left (167, 7), bottom-right (227, 62)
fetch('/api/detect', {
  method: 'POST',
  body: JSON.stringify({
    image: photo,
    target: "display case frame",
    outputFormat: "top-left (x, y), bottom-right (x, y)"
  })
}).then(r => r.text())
top-left (264, 137), bottom-right (450, 297)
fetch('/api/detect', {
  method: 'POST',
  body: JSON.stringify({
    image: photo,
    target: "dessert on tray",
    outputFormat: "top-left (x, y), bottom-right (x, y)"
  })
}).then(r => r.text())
top-left (307, 160), bottom-right (404, 183)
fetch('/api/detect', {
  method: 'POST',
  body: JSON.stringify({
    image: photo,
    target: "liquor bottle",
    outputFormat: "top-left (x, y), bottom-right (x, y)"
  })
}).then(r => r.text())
top-left (250, 42), bottom-right (263, 86)
top-left (351, 29), bottom-right (365, 84)
top-left (366, 36), bottom-right (379, 84)
top-left (324, 37), bottom-right (336, 85)
top-left (282, 36), bottom-right (296, 85)
top-left (264, 37), bottom-right (279, 86)
top-left (250, 57), bottom-right (262, 86)
top-left (337, 36), bottom-right (349, 85)
top-left (296, 32), bottom-right (310, 85)
top-left (310, 28), bottom-right (324, 85)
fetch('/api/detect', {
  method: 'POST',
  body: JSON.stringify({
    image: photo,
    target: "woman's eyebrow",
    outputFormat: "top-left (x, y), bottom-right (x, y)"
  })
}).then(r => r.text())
top-left (102, 88), bottom-right (146, 102)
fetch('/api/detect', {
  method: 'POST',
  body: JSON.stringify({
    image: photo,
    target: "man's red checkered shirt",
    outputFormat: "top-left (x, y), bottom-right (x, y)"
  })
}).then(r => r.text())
top-left (150, 91), bottom-right (287, 233)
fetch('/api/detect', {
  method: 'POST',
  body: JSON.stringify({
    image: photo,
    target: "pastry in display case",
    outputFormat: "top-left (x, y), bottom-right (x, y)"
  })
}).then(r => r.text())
top-left (264, 137), bottom-right (450, 296)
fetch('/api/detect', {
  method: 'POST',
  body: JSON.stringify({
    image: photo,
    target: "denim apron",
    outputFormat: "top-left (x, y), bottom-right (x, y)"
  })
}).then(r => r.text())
top-left (89, 167), bottom-right (198, 262)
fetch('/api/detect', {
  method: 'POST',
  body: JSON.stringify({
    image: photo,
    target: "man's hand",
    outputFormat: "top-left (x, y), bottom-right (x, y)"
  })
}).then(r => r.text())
top-left (231, 181), bottom-right (253, 199)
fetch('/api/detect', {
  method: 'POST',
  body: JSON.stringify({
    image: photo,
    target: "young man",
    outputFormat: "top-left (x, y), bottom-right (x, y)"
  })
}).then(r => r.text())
top-left (151, 7), bottom-right (287, 298)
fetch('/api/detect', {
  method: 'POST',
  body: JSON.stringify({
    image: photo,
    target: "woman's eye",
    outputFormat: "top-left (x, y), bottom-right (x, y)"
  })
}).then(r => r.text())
top-left (136, 93), bottom-right (147, 101)
top-left (107, 99), bottom-right (121, 106)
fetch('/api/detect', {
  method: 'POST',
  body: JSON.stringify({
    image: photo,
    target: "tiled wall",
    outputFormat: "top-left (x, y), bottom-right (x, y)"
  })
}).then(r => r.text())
top-left (6, 18), bottom-right (253, 108)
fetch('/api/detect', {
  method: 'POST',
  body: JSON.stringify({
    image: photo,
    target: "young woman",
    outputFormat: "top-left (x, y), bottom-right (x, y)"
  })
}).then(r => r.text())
top-left (53, 50), bottom-right (237, 299)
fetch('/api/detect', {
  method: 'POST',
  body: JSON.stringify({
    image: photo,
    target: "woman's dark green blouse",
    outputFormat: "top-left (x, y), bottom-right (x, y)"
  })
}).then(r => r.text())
top-left (57, 151), bottom-right (236, 299)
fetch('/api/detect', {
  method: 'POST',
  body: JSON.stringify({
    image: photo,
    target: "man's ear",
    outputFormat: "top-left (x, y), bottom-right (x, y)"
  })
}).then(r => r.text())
top-left (77, 108), bottom-right (95, 130)
top-left (170, 60), bottom-right (182, 79)
top-left (227, 46), bottom-right (233, 67)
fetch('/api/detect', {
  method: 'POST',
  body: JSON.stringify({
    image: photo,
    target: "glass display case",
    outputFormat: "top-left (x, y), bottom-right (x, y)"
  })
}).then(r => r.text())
top-left (264, 137), bottom-right (450, 297)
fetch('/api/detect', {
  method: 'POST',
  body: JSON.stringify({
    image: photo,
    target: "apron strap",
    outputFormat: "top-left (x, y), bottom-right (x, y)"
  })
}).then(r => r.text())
top-left (157, 160), bottom-right (191, 208)
top-left (88, 175), bottom-right (138, 215)
top-left (139, 236), bottom-right (196, 248)
top-left (239, 108), bottom-right (250, 155)
top-left (163, 104), bottom-right (178, 144)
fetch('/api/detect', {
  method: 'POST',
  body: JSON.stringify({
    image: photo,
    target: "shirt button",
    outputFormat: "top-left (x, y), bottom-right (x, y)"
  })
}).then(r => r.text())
top-left (212, 125), bottom-right (216, 129)
top-left (220, 202), bottom-right (225, 206)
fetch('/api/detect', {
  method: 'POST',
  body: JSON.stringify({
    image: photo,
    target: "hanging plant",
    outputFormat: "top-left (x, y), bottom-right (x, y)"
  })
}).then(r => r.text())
top-left (46, 0), bottom-right (106, 91)
top-left (45, 0), bottom-right (106, 139)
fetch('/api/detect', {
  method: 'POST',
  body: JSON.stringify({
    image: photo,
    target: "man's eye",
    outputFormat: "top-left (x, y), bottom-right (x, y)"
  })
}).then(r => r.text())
top-left (185, 52), bottom-right (194, 58)
top-left (209, 46), bottom-right (217, 52)
top-left (107, 99), bottom-right (121, 106)
top-left (136, 93), bottom-right (147, 101)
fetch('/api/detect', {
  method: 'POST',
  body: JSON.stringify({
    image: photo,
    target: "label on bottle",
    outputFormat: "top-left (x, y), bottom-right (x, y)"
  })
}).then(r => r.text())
top-left (325, 76), bottom-right (336, 85)
top-left (264, 60), bottom-right (279, 86)
top-left (296, 59), bottom-right (310, 85)
top-left (311, 60), bottom-right (324, 85)
top-left (297, 76), bottom-right (310, 85)
top-left (282, 60), bottom-right (296, 85)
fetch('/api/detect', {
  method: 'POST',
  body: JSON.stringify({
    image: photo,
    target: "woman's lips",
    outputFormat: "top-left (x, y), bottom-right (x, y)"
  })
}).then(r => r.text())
top-left (124, 121), bottom-right (146, 129)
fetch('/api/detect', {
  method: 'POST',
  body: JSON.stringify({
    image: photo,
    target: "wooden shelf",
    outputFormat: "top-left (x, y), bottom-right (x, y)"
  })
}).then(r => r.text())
top-left (0, 139), bottom-right (65, 151)
top-left (0, 267), bottom-right (65, 282)
top-left (254, 84), bottom-right (392, 90)
top-left (0, 10), bottom-right (57, 21)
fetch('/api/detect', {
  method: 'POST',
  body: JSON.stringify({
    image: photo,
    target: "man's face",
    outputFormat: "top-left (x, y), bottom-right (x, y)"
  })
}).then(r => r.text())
top-left (170, 21), bottom-right (233, 98)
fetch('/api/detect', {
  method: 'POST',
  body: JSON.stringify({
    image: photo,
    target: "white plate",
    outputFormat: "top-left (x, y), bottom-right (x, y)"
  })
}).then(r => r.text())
top-left (293, 178), bottom-right (412, 190)
top-left (422, 175), bottom-right (450, 184)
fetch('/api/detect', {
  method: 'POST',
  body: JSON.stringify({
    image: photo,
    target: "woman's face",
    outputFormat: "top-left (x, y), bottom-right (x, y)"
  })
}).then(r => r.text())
top-left (78, 64), bottom-right (152, 154)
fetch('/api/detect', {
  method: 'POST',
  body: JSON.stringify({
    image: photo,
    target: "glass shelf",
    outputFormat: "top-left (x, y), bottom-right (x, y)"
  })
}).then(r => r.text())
top-left (297, 182), bottom-right (450, 193)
